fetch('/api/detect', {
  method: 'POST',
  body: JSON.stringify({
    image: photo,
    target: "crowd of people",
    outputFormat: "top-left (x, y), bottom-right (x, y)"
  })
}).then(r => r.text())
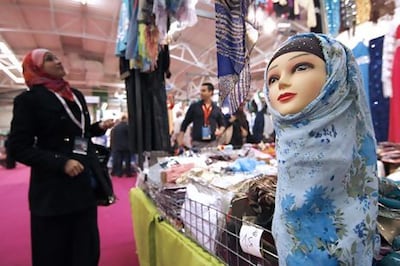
top-left (170, 83), bottom-right (275, 152)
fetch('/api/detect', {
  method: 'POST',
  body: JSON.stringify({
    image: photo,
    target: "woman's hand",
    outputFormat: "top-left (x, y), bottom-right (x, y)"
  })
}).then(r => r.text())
top-left (64, 159), bottom-right (84, 177)
top-left (99, 119), bottom-right (115, 130)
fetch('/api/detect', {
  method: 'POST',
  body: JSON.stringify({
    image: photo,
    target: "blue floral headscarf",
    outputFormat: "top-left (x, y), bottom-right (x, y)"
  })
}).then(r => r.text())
top-left (265, 33), bottom-right (379, 265)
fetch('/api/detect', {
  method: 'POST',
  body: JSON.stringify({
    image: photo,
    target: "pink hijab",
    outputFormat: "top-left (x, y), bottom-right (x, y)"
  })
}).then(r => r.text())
top-left (22, 48), bottom-right (73, 101)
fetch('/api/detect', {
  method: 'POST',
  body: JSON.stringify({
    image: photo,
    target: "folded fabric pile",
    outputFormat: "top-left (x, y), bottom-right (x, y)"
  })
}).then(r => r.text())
top-left (378, 142), bottom-right (400, 164)
top-left (160, 163), bottom-right (195, 183)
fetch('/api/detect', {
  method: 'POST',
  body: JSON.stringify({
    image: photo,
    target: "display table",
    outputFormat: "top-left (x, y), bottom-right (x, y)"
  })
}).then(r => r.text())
top-left (129, 188), bottom-right (225, 266)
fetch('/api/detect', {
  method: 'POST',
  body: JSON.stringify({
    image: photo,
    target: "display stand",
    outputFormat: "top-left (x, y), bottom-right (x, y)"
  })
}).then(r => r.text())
top-left (129, 188), bottom-right (225, 266)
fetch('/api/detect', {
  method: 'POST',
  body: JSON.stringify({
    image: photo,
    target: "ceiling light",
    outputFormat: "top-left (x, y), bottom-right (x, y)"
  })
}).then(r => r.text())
top-left (0, 63), bottom-right (24, 84)
top-left (0, 42), bottom-right (21, 71)
top-left (0, 41), bottom-right (24, 84)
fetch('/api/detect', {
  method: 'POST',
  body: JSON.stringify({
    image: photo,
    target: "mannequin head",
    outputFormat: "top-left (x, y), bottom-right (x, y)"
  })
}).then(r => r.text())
top-left (266, 35), bottom-right (327, 115)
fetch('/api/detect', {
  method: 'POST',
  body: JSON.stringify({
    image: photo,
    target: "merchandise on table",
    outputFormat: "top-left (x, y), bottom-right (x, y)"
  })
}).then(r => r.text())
top-left (139, 145), bottom-right (279, 265)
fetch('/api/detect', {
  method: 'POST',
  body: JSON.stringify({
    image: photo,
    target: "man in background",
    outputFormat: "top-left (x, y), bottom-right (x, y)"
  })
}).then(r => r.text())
top-left (177, 83), bottom-right (225, 149)
top-left (110, 115), bottom-right (133, 177)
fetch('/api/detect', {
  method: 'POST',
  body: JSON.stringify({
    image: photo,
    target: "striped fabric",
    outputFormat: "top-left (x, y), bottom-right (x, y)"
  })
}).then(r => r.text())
top-left (215, 0), bottom-right (253, 113)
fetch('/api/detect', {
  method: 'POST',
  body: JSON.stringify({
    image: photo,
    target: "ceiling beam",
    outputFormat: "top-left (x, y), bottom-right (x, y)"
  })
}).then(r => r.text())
top-left (0, 3), bottom-right (115, 23)
top-left (170, 43), bottom-right (217, 76)
top-left (0, 27), bottom-right (116, 43)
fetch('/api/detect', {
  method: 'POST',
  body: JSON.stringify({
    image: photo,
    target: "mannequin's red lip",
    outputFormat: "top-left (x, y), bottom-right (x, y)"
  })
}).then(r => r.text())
top-left (278, 93), bottom-right (297, 102)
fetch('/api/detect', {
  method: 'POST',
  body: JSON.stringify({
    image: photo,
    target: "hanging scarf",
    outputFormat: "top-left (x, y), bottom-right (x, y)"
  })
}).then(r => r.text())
top-left (215, 0), bottom-right (252, 113)
top-left (324, 0), bottom-right (340, 36)
top-left (22, 48), bottom-right (73, 101)
top-left (265, 33), bottom-right (379, 265)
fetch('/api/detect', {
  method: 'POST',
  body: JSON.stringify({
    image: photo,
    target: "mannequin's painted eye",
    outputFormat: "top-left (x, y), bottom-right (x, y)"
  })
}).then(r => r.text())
top-left (268, 76), bottom-right (279, 85)
top-left (293, 63), bottom-right (313, 72)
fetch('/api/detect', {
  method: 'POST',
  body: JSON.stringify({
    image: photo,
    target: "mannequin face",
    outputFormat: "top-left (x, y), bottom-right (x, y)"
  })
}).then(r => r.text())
top-left (42, 52), bottom-right (66, 79)
top-left (266, 51), bottom-right (326, 115)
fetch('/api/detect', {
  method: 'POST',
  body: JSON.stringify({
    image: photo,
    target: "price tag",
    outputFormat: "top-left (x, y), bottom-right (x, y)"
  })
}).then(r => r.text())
top-left (239, 223), bottom-right (263, 258)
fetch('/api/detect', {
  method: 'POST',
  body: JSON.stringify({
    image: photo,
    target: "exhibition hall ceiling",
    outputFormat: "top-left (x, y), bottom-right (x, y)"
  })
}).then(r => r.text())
top-left (0, 0), bottom-right (308, 103)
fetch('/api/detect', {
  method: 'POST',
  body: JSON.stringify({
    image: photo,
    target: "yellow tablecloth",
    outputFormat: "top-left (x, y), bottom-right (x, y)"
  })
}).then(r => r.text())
top-left (129, 188), bottom-right (225, 266)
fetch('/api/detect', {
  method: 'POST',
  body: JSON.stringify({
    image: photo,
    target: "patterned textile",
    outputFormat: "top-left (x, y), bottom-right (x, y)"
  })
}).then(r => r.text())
top-left (247, 175), bottom-right (277, 229)
top-left (122, 0), bottom-right (160, 72)
top-left (223, 59), bottom-right (252, 113)
top-left (265, 33), bottom-right (379, 265)
top-left (325, 0), bottom-right (341, 36)
top-left (340, 0), bottom-right (356, 33)
top-left (153, 0), bottom-right (198, 42)
top-left (129, 22), bottom-right (160, 72)
top-left (115, 0), bottom-right (132, 56)
top-left (352, 41), bottom-right (370, 108)
top-left (215, 0), bottom-right (252, 113)
top-left (125, 0), bottom-right (139, 60)
top-left (369, 36), bottom-right (389, 142)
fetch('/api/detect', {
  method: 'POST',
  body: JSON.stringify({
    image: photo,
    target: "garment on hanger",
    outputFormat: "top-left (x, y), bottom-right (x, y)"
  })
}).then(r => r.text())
top-left (388, 25), bottom-right (400, 142)
top-left (352, 41), bottom-right (371, 108)
top-left (340, 0), bottom-right (356, 33)
top-left (369, 36), bottom-right (390, 142)
top-left (356, 0), bottom-right (371, 24)
top-left (227, 59), bottom-right (251, 113)
top-left (294, 0), bottom-right (317, 28)
top-left (115, 0), bottom-right (133, 56)
top-left (370, 0), bottom-right (395, 23)
top-left (310, 0), bottom-right (323, 33)
top-left (124, 46), bottom-right (171, 157)
top-left (381, 8), bottom-right (400, 98)
top-left (216, 0), bottom-right (252, 113)
top-left (125, 0), bottom-right (139, 60)
top-left (325, 0), bottom-right (341, 36)
top-left (153, 0), bottom-right (198, 43)
top-left (121, 0), bottom-right (161, 72)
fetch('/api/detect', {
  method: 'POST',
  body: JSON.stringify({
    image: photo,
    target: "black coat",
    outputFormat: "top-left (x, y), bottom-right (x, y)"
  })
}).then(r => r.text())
top-left (8, 85), bottom-right (106, 216)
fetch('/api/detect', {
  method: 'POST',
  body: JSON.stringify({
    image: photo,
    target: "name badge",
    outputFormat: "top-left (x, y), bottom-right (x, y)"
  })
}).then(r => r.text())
top-left (73, 136), bottom-right (89, 155)
top-left (202, 126), bottom-right (211, 140)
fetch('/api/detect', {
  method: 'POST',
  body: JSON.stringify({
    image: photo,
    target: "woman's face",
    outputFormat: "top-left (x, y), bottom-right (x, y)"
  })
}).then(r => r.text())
top-left (42, 52), bottom-right (66, 79)
top-left (266, 51), bottom-right (326, 115)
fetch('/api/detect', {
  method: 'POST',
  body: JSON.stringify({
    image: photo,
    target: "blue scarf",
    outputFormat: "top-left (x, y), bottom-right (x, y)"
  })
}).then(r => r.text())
top-left (265, 33), bottom-right (379, 265)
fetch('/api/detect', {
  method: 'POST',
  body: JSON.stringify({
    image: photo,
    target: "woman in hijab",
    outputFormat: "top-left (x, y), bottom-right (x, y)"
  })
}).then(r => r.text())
top-left (265, 33), bottom-right (379, 265)
top-left (8, 49), bottom-right (114, 266)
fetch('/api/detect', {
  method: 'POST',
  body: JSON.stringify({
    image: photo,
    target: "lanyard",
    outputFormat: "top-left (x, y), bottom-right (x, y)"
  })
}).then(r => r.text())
top-left (53, 92), bottom-right (85, 137)
top-left (202, 104), bottom-right (213, 126)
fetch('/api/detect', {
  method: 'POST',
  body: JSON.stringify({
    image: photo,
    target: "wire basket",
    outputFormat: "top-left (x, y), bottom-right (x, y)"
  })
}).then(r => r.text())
top-left (146, 180), bottom-right (279, 266)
